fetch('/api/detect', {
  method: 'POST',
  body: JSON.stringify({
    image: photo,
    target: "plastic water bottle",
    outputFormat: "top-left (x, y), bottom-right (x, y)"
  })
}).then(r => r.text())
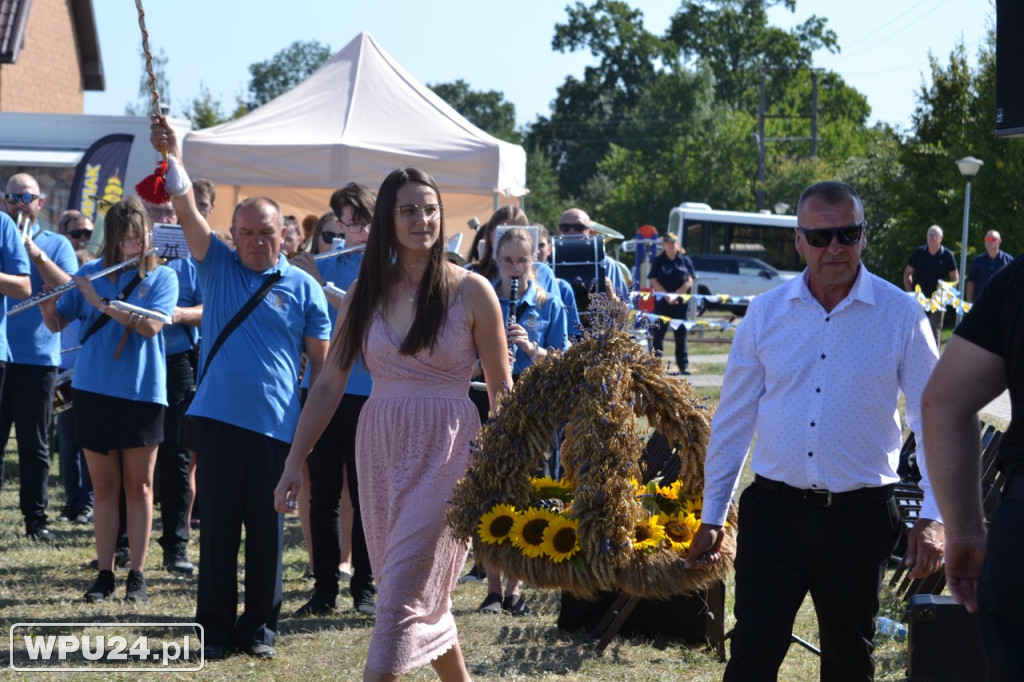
top-left (875, 616), bottom-right (907, 640)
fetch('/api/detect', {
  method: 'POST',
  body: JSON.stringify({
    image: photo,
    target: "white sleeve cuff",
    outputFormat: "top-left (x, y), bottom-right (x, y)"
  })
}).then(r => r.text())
top-left (165, 155), bottom-right (192, 197)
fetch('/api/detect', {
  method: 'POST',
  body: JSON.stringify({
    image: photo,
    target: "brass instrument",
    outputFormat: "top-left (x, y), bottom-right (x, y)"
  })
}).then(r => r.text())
top-left (7, 249), bottom-right (158, 316)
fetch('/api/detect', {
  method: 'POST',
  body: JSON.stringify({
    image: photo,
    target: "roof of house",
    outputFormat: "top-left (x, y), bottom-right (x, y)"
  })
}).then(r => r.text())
top-left (0, 0), bottom-right (104, 90)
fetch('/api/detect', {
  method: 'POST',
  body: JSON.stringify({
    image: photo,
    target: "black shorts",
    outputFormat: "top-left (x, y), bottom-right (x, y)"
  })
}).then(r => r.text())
top-left (73, 389), bottom-right (165, 453)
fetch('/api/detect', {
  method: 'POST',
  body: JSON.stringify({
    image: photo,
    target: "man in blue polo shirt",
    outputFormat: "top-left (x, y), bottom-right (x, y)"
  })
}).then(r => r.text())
top-left (151, 116), bottom-right (331, 661)
top-left (966, 230), bottom-right (1014, 303)
top-left (1, 174), bottom-right (76, 541)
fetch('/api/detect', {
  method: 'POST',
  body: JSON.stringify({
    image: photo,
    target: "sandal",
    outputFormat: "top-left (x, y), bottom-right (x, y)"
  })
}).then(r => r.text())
top-left (478, 592), bottom-right (502, 614)
top-left (503, 594), bottom-right (531, 616)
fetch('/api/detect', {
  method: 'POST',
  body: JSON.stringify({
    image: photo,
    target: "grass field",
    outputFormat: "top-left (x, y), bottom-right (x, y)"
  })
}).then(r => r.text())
top-left (0, 321), bottom-right (919, 680)
top-left (0, 473), bottom-right (913, 681)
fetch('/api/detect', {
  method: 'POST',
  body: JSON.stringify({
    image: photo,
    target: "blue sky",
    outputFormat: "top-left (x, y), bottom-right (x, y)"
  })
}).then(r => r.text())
top-left (84, 1), bottom-right (991, 133)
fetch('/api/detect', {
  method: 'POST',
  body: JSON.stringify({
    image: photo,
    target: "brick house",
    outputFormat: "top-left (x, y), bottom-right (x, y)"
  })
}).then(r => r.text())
top-left (0, 0), bottom-right (104, 113)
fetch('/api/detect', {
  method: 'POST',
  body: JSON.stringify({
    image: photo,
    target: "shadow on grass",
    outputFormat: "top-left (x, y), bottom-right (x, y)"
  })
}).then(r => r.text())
top-left (280, 611), bottom-right (375, 636)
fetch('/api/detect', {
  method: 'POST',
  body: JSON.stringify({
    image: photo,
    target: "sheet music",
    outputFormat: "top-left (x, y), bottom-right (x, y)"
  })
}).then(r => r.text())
top-left (152, 223), bottom-right (191, 260)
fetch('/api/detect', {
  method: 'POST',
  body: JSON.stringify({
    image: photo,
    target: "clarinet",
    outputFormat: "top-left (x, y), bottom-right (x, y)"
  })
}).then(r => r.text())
top-left (507, 276), bottom-right (519, 362)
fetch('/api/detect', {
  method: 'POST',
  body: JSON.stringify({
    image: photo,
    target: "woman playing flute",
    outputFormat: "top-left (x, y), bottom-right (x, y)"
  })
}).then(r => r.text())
top-left (41, 196), bottom-right (178, 603)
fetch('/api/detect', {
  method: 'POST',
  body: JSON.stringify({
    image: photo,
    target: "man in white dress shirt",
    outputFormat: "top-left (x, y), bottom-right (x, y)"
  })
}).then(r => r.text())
top-left (685, 181), bottom-right (945, 680)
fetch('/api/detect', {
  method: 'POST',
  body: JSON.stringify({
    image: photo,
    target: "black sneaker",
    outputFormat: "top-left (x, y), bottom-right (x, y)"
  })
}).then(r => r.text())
top-left (75, 506), bottom-right (93, 524)
top-left (125, 570), bottom-right (147, 602)
top-left (352, 590), bottom-right (376, 617)
top-left (26, 526), bottom-right (55, 542)
top-left (84, 570), bottom-right (116, 602)
top-left (292, 594), bottom-right (337, 617)
top-left (163, 553), bottom-right (195, 576)
top-left (503, 594), bottom-right (531, 616)
top-left (57, 506), bottom-right (75, 522)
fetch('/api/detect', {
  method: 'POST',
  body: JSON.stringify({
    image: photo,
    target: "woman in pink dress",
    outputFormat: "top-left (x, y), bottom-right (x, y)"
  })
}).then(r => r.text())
top-left (276, 167), bottom-right (511, 681)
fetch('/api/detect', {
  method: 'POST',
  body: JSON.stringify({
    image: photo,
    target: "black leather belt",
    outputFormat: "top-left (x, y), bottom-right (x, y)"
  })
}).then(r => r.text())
top-left (1002, 475), bottom-right (1024, 502)
top-left (754, 475), bottom-right (895, 508)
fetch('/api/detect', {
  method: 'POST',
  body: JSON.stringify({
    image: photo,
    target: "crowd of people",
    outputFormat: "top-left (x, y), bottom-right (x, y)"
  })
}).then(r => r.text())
top-left (0, 120), bottom-right (1021, 680)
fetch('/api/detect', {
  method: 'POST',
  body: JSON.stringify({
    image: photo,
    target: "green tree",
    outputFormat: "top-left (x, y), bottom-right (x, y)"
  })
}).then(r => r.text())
top-left (247, 40), bottom-right (332, 108)
top-left (553, 0), bottom-right (677, 106)
top-left (667, 0), bottom-right (838, 112)
top-left (429, 80), bottom-right (520, 143)
top-left (593, 65), bottom-right (729, 233)
top-left (529, 0), bottom-right (675, 197)
top-left (531, 0), bottom-right (867, 219)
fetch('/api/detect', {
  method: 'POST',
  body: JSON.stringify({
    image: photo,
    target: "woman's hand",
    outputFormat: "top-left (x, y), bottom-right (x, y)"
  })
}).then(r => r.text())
top-left (507, 322), bottom-right (531, 353)
top-left (273, 462), bottom-right (303, 514)
top-left (74, 275), bottom-right (104, 310)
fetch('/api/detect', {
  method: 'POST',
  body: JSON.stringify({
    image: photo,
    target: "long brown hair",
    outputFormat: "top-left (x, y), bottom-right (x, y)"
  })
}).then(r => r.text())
top-left (335, 168), bottom-right (451, 369)
top-left (103, 196), bottom-right (157, 279)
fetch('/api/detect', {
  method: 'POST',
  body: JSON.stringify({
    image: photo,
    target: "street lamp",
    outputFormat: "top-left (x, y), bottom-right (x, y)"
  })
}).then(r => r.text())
top-left (955, 156), bottom-right (984, 324)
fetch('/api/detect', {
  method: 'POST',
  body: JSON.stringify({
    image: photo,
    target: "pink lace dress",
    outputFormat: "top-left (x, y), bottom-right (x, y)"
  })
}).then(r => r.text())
top-left (356, 282), bottom-right (479, 675)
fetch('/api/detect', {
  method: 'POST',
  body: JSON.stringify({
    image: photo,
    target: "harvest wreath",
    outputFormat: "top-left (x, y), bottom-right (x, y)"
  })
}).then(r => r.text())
top-left (446, 301), bottom-right (737, 600)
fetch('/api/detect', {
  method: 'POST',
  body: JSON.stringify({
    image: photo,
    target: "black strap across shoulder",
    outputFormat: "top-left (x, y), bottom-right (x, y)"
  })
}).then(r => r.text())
top-left (79, 273), bottom-right (142, 346)
top-left (197, 271), bottom-right (282, 385)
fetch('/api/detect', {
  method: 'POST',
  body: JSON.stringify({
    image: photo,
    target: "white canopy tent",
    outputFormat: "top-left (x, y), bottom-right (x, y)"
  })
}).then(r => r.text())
top-left (182, 32), bottom-right (528, 250)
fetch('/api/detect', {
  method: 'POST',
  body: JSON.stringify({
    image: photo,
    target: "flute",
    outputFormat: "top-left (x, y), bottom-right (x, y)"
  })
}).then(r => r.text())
top-left (7, 249), bottom-right (158, 316)
top-left (313, 243), bottom-right (366, 261)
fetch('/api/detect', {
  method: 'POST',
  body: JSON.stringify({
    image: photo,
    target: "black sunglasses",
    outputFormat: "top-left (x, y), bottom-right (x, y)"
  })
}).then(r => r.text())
top-left (5, 192), bottom-right (40, 204)
top-left (557, 222), bottom-right (588, 234)
top-left (68, 229), bottom-right (93, 239)
top-left (320, 230), bottom-right (341, 244)
top-left (797, 223), bottom-right (865, 248)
